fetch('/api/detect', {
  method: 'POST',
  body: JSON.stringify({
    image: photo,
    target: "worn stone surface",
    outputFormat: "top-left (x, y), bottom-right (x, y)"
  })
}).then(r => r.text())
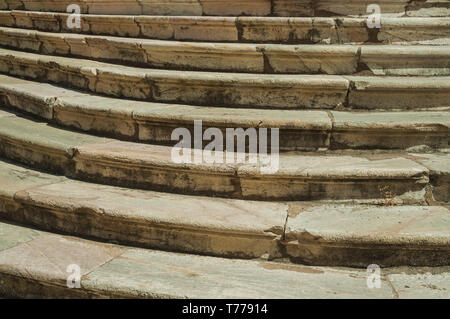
top-left (238, 155), bottom-right (428, 201)
top-left (84, 249), bottom-right (394, 299)
top-left (284, 205), bottom-right (450, 267)
top-left (388, 270), bottom-right (450, 298)
top-left (361, 46), bottom-right (450, 76)
top-left (0, 234), bottom-right (123, 284)
top-left (14, 179), bottom-right (288, 259)
top-left (0, 222), bottom-right (42, 252)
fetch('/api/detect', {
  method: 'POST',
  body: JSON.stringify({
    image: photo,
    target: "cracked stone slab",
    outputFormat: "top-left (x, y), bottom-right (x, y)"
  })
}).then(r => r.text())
top-left (0, 159), bottom-right (65, 199)
top-left (388, 270), bottom-right (450, 298)
top-left (0, 233), bottom-right (124, 285)
top-left (0, 222), bottom-right (42, 252)
top-left (284, 204), bottom-right (450, 267)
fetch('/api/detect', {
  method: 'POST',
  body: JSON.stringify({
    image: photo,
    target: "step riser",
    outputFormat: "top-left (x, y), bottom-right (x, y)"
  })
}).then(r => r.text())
top-left (1, 50), bottom-right (450, 110)
top-left (1, 1), bottom-right (448, 16)
top-left (1, 12), bottom-right (449, 44)
top-left (285, 243), bottom-right (450, 267)
top-left (1, 28), bottom-right (449, 76)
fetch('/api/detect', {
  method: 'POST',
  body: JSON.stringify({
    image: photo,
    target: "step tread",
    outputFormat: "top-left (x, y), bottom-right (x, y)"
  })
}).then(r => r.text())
top-left (0, 159), bottom-right (449, 269)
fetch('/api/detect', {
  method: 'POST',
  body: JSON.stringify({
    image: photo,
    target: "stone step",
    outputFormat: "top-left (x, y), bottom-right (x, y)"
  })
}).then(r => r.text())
top-left (1, 48), bottom-right (450, 110)
top-left (1, 27), bottom-right (450, 75)
top-left (0, 159), bottom-right (449, 269)
top-left (1, 0), bottom-right (448, 16)
top-left (1, 74), bottom-right (449, 151)
top-left (0, 108), bottom-right (446, 203)
top-left (2, 221), bottom-right (449, 299)
top-left (1, 11), bottom-right (450, 44)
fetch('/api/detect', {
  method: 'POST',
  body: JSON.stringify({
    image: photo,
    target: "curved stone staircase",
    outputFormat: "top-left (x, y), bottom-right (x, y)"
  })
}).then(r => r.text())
top-left (0, 0), bottom-right (449, 298)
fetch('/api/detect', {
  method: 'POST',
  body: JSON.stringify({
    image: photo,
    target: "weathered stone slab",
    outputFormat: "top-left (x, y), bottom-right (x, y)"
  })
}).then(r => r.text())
top-left (361, 46), bottom-right (450, 76)
top-left (147, 71), bottom-right (349, 109)
top-left (23, 0), bottom-right (87, 13)
top-left (409, 153), bottom-right (450, 202)
top-left (0, 74), bottom-right (85, 119)
top-left (84, 15), bottom-right (140, 37)
top-left (0, 159), bottom-right (65, 199)
top-left (316, 0), bottom-right (409, 16)
top-left (378, 18), bottom-right (450, 43)
top-left (331, 111), bottom-right (450, 149)
top-left (0, 115), bottom-right (110, 173)
top-left (389, 270), bottom-right (450, 298)
top-left (284, 205), bottom-right (450, 267)
top-left (262, 44), bottom-right (358, 74)
top-left (141, 0), bottom-right (202, 15)
top-left (347, 76), bottom-right (450, 109)
top-left (0, 27), bottom-right (40, 51)
top-left (273, 0), bottom-right (313, 16)
top-left (135, 106), bottom-right (331, 150)
top-left (0, 11), bottom-right (15, 27)
top-left (87, 0), bottom-right (141, 15)
top-left (74, 141), bottom-right (240, 197)
top-left (141, 41), bottom-right (264, 72)
top-left (237, 17), bottom-right (311, 43)
top-left (55, 95), bottom-right (139, 139)
top-left (238, 155), bottom-right (429, 201)
top-left (15, 179), bottom-right (288, 259)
